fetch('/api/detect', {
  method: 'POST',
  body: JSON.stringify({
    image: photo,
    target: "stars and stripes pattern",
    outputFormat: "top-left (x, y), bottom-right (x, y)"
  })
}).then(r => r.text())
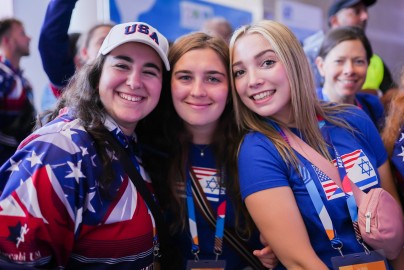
top-left (0, 112), bottom-right (155, 269)
top-left (312, 165), bottom-right (344, 200)
top-left (392, 130), bottom-right (404, 197)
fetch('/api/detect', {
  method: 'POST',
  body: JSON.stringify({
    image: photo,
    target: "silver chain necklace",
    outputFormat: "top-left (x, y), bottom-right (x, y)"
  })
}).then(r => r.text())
top-left (195, 144), bottom-right (209, 157)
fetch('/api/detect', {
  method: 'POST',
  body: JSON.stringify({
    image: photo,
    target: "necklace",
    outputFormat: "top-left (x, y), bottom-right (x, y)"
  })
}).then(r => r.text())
top-left (195, 144), bottom-right (210, 157)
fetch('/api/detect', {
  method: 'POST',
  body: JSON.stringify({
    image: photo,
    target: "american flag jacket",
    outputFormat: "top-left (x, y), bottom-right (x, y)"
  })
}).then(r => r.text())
top-left (0, 110), bottom-right (156, 270)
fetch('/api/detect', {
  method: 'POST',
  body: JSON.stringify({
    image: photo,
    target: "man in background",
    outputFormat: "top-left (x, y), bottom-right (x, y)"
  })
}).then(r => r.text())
top-left (0, 18), bottom-right (36, 166)
top-left (303, 0), bottom-right (396, 96)
top-left (201, 17), bottom-right (233, 45)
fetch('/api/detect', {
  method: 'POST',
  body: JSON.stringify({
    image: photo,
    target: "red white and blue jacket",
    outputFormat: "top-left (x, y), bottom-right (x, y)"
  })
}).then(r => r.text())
top-left (0, 56), bottom-right (35, 147)
top-left (0, 110), bottom-right (156, 270)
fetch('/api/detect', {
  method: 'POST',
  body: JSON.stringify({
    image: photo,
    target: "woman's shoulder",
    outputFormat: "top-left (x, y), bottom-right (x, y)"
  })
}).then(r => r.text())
top-left (19, 113), bottom-right (94, 157)
top-left (356, 92), bottom-right (383, 106)
top-left (242, 130), bottom-right (274, 146)
top-left (327, 103), bottom-right (370, 123)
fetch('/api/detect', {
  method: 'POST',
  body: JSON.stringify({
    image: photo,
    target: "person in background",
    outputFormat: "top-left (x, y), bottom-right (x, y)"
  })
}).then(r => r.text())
top-left (0, 18), bottom-right (36, 166)
top-left (40, 32), bottom-right (81, 112)
top-left (0, 21), bottom-right (170, 269)
top-left (201, 17), bottom-right (233, 45)
top-left (303, 0), bottom-right (397, 96)
top-left (230, 20), bottom-right (401, 269)
top-left (38, 0), bottom-right (113, 98)
top-left (315, 26), bottom-right (384, 129)
top-left (138, 32), bottom-right (277, 269)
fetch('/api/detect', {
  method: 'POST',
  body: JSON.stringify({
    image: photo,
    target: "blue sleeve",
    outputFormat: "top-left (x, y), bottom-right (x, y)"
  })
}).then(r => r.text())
top-left (238, 132), bottom-right (289, 200)
top-left (38, 0), bottom-right (78, 89)
top-left (344, 106), bottom-right (387, 167)
top-left (356, 93), bottom-right (385, 129)
top-left (391, 127), bottom-right (404, 178)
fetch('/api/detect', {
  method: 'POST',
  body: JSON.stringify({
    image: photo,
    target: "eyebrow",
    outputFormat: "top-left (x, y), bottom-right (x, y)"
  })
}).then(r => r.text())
top-left (232, 49), bottom-right (275, 68)
top-left (113, 55), bottom-right (161, 72)
top-left (174, 69), bottom-right (226, 76)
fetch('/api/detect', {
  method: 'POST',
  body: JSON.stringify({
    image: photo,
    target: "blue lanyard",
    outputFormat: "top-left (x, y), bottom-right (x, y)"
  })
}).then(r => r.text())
top-left (186, 162), bottom-right (227, 261)
top-left (271, 120), bottom-right (368, 254)
top-left (324, 135), bottom-right (369, 251)
top-left (271, 121), bottom-right (345, 254)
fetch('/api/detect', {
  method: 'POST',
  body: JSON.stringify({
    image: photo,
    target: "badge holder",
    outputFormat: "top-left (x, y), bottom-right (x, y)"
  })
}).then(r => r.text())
top-left (332, 249), bottom-right (388, 270)
top-left (186, 259), bottom-right (226, 270)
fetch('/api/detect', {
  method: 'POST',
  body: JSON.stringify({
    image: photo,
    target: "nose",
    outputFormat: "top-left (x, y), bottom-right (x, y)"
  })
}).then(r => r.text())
top-left (343, 61), bottom-right (354, 74)
top-left (190, 79), bottom-right (207, 97)
top-left (126, 70), bottom-right (142, 90)
top-left (248, 69), bottom-right (264, 89)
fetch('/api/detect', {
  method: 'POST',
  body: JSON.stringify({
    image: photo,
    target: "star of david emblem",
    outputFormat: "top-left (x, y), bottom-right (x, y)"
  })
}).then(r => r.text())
top-left (205, 177), bottom-right (219, 192)
top-left (358, 158), bottom-right (373, 176)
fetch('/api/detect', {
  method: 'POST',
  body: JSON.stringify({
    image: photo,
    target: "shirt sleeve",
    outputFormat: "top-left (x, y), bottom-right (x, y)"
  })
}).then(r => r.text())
top-left (238, 132), bottom-right (289, 200)
top-left (344, 106), bottom-right (388, 167)
top-left (38, 0), bottom-right (78, 89)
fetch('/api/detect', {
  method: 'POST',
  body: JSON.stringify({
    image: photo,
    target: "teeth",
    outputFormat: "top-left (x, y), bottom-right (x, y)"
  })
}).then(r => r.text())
top-left (341, 80), bottom-right (355, 83)
top-left (119, 93), bottom-right (142, 102)
top-left (252, 91), bottom-right (272, 100)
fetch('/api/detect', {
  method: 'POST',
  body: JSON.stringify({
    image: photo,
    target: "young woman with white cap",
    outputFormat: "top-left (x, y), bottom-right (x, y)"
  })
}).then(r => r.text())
top-left (0, 21), bottom-right (170, 270)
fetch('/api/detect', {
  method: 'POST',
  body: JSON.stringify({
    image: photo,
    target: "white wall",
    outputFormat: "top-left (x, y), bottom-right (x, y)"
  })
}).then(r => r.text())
top-left (7, 0), bottom-right (49, 111)
top-left (11, 0), bottom-right (101, 111)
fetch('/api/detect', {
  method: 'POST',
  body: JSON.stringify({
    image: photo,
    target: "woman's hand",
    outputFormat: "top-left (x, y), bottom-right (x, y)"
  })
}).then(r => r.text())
top-left (253, 246), bottom-right (278, 269)
top-left (253, 233), bottom-right (278, 269)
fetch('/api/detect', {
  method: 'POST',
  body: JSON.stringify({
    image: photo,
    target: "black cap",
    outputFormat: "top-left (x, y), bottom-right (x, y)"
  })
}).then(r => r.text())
top-left (328, 0), bottom-right (377, 19)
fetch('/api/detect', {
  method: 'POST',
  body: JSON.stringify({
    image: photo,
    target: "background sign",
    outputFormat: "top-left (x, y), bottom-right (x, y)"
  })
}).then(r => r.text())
top-left (109, 0), bottom-right (253, 42)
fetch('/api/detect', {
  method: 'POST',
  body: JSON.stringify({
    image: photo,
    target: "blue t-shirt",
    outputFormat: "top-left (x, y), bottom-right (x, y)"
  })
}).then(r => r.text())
top-left (238, 107), bottom-right (390, 269)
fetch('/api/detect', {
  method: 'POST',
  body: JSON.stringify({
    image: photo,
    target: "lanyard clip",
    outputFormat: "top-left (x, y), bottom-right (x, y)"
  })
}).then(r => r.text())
top-left (153, 237), bottom-right (161, 258)
top-left (214, 247), bottom-right (222, 261)
top-left (191, 245), bottom-right (200, 262)
top-left (331, 238), bottom-right (344, 257)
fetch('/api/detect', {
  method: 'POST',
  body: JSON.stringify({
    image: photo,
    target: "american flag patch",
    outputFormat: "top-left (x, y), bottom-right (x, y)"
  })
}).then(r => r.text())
top-left (312, 165), bottom-right (344, 200)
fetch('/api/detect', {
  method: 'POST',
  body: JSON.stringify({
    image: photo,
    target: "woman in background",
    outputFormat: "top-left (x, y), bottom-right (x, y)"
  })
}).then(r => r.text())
top-left (315, 26), bottom-right (384, 129)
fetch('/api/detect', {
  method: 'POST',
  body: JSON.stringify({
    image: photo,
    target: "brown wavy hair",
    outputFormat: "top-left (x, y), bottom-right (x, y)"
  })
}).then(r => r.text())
top-left (37, 56), bottom-right (118, 197)
top-left (139, 32), bottom-right (252, 235)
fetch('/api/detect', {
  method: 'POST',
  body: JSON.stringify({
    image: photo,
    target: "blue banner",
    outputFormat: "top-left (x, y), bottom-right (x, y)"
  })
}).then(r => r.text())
top-left (109, 0), bottom-right (252, 42)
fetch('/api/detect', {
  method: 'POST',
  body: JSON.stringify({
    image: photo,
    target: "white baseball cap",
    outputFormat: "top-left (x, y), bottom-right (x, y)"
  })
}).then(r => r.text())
top-left (98, 21), bottom-right (170, 71)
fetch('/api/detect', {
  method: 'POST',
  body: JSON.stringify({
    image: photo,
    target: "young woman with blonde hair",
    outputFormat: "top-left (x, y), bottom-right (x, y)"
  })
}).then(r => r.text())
top-left (229, 20), bottom-right (401, 269)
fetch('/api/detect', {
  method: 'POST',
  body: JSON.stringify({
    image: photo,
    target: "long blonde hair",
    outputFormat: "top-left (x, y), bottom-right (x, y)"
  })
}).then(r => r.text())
top-left (229, 20), bottom-right (352, 166)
